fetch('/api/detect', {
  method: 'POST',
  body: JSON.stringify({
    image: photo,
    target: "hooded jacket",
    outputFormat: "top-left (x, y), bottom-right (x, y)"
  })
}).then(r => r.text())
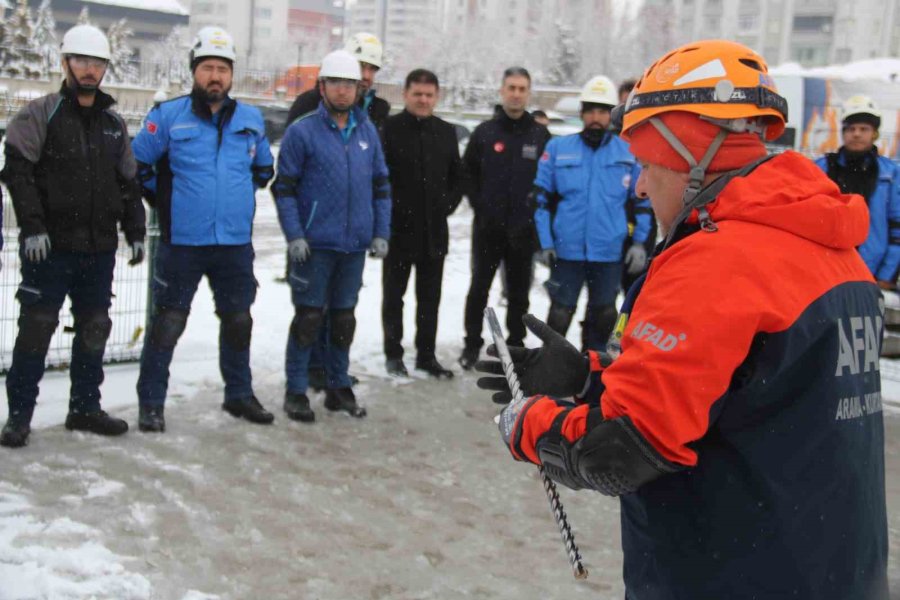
top-left (515, 152), bottom-right (888, 600)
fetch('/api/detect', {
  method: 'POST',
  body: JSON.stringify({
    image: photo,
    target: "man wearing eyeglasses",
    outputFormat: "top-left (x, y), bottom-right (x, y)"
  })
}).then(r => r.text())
top-left (272, 50), bottom-right (391, 422)
top-left (0, 25), bottom-right (146, 448)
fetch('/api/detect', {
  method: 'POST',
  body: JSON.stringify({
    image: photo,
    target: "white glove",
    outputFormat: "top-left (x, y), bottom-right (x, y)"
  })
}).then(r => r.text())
top-left (369, 237), bottom-right (389, 259)
top-left (624, 244), bottom-right (647, 275)
top-left (288, 238), bottom-right (311, 263)
top-left (23, 234), bottom-right (51, 263)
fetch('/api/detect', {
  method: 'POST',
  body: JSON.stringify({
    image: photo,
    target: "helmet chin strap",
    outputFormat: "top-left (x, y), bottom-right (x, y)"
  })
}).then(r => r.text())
top-left (648, 116), bottom-right (729, 234)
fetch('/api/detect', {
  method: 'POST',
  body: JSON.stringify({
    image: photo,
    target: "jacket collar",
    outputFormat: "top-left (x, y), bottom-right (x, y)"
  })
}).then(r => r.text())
top-left (190, 90), bottom-right (236, 123)
top-left (494, 106), bottom-right (535, 132)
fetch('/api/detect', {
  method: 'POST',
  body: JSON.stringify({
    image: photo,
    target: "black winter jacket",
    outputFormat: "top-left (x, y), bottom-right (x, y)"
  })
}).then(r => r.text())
top-left (286, 87), bottom-right (391, 131)
top-left (463, 109), bottom-right (550, 242)
top-left (1, 84), bottom-right (145, 253)
top-left (382, 110), bottom-right (464, 259)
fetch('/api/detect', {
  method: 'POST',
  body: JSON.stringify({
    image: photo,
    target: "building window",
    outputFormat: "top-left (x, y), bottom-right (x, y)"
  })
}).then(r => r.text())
top-left (834, 47), bottom-right (852, 62)
top-left (256, 7), bottom-right (272, 18)
top-left (792, 15), bottom-right (832, 33)
top-left (255, 27), bottom-right (272, 37)
top-left (738, 13), bottom-right (757, 32)
top-left (194, 1), bottom-right (214, 12)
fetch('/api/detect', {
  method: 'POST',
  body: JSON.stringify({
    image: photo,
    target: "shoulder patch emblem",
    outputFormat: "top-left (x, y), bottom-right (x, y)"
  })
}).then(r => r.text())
top-left (147, 121), bottom-right (158, 135)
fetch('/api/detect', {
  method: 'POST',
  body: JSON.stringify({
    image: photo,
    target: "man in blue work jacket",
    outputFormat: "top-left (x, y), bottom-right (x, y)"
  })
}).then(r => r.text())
top-left (817, 95), bottom-right (900, 289)
top-left (533, 75), bottom-right (650, 351)
top-left (132, 27), bottom-right (275, 432)
top-left (272, 50), bottom-right (391, 422)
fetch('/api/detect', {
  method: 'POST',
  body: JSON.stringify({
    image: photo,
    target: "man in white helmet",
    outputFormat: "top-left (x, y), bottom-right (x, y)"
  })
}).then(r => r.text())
top-left (286, 32), bottom-right (390, 131)
top-left (272, 49), bottom-right (391, 422)
top-left (0, 24), bottom-right (146, 447)
top-left (816, 95), bottom-right (900, 290)
top-left (530, 75), bottom-right (650, 351)
top-left (131, 26), bottom-right (275, 433)
top-left (284, 33), bottom-right (391, 393)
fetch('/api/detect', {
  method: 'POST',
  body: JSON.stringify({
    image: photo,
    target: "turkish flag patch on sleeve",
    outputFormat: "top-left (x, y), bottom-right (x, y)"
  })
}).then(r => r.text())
top-left (147, 121), bottom-right (158, 135)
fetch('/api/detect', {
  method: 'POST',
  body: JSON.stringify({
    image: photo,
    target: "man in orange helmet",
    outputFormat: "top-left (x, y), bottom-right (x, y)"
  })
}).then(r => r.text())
top-left (476, 40), bottom-right (889, 599)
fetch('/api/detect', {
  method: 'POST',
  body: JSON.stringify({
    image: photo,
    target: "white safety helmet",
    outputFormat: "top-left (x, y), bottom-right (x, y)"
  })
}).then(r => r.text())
top-left (344, 32), bottom-right (383, 68)
top-left (842, 94), bottom-right (881, 129)
top-left (579, 75), bottom-right (617, 107)
top-left (60, 25), bottom-right (110, 61)
top-left (190, 26), bottom-right (237, 70)
top-left (319, 50), bottom-right (361, 81)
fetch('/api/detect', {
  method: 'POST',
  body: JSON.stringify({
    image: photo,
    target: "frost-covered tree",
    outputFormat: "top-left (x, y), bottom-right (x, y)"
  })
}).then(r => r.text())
top-left (33, 0), bottom-right (59, 78)
top-left (3, 0), bottom-right (43, 79)
top-left (546, 19), bottom-right (580, 86)
top-left (145, 25), bottom-right (191, 91)
top-left (77, 6), bottom-right (90, 25)
top-left (106, 18), bottom-right (137, 83)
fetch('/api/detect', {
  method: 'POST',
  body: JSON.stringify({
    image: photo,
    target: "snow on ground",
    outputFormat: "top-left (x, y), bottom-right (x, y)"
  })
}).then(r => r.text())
top-left (0, 193), bottom-right (898, 598)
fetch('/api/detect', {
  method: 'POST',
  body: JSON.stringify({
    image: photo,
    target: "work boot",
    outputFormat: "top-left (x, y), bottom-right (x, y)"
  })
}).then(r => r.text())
top-left (458, 346), bottom-right (480, 370)
top-left (324, 388), bottom-right (367, 418)
top-left (308, 366), bottom-right (327, 392)
top-left (138, 405), bottom-right (166, 433)
top-left (385, 357), bottom-right (409, 377)
top-left (222, 396), bottom-right (275, 424)
top-left (65, 410), bottom-right (129, 436)
top-left (0, 420), bottom-right (31, 448)
top-left (284, 393), bottom-right (315, 422)
top-left (416, 357), bottom-right (454, 379)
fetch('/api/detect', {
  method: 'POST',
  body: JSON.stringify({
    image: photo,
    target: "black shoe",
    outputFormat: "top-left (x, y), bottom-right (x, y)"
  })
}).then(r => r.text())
top-left (458, 346), bottom-right (480, 370)
top-left (0, 420), bottom-right (31, 448)
top-left (308, 367), bottom-right (327, 392)
top-left (138, 405), bottom-right (166, 433)
top-left (222, 396), bottom-right (275, 424)
top-left (65, 410), bottom-right (128, 436)
top-left (284, 393), bottom-right (315, 422)
top-left (324, 388), bottom-right (367, 418)
top-left (416, 357), bottom-right (454, 379)
top-left (385, 357), bottom-right (409, 377)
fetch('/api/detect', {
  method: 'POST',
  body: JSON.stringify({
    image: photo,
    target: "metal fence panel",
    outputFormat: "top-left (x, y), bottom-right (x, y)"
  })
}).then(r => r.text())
top-left (0, 194), bottom-right (150, 372)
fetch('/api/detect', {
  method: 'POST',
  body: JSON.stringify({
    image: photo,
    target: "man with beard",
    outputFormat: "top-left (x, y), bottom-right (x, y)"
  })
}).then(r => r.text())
top-left (131, 27), bottom-right (275, 433)
top-left (816, 95), bottom-right (900, 289)
top-left (533, 75), bottom-right (650, 350)
top-left (285, 32), bottom-right (390, 393)
top-left (381, 69), bottom-right (464, 379)
top-left (272, 50), bottom-right (390, 422)
top-left (0, 25), bottom-right (146, 447)
top-left (458, 67), bottom-right (551, 369)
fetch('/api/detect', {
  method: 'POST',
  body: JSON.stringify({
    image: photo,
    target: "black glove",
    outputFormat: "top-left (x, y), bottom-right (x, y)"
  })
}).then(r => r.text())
top-left (475, 314), bottom-right (591, 404)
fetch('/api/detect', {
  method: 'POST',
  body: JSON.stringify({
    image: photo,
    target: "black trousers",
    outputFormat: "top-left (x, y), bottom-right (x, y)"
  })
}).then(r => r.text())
top-left (463, 225), bottom-right (533, 349)
top-left (382, 251), bottom-right (446, 361)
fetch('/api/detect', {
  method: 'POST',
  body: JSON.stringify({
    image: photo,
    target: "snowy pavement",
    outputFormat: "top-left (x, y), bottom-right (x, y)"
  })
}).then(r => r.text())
top-left (0, 195), bottom-right (898, 599)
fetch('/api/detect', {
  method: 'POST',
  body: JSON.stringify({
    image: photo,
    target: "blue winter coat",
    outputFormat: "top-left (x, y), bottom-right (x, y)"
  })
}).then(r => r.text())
top-left (272, 102), bottom-right (391, 253)
top-left (815, 150), bottom-right (900, 281)
top-left (534, 132), bottom-right (649, 262)
top-left (132, 95), bottom-right (274, 246)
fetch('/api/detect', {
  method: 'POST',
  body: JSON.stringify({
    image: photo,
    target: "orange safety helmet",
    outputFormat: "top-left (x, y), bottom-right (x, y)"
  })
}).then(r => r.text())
top-left (619, 39), bottom-right (787, 142)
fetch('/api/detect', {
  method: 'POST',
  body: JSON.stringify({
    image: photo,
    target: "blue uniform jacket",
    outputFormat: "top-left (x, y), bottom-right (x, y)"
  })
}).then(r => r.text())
top-left (132, 94), bottom-right (274, 245)
top-left (816, 150), bottom-right (900, 281)
top-left (272, 102), bottom-right (391, 253)
top-left (534, 131), bottom-right (649, 262)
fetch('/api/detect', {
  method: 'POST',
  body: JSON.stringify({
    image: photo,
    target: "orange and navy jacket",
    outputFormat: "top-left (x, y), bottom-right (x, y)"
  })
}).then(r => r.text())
top-left (516, 151), bottom-right (889, 600)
